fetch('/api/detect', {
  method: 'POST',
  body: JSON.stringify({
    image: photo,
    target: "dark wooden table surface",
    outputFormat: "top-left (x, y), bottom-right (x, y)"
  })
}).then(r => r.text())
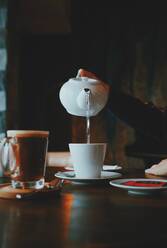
top-left (0, 167), bottom-right (167, 248)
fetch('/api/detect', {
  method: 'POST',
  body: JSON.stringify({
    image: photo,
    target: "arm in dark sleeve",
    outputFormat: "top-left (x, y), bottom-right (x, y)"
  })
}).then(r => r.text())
top-left (106, 88), bottom-right (167, 144)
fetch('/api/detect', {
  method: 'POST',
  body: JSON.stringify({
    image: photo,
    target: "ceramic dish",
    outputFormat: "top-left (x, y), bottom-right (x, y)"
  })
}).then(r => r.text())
top-left (55, 171), bottom-right (122, 184)
top-left (110, 178), bottom-right (167, 195)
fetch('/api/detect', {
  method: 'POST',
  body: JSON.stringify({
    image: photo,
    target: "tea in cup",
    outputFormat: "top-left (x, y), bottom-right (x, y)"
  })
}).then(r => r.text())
top-left (0, 130), bottom-right (49, 189)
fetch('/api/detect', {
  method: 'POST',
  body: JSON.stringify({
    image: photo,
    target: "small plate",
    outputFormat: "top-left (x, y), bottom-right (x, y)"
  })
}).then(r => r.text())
top-left (55, 171), bottom-right (122, 184)
top-left (110, 178), bottom-right (167, 195)
top-left (65, 164), bottom-right (122, 171)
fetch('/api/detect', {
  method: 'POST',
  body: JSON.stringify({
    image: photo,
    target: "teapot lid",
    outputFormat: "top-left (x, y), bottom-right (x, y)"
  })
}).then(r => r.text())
top-left (69, 76), bottom-right (100, 84)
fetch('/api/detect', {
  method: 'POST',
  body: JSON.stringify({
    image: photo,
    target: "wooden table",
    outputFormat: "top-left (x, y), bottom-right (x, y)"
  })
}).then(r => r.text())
top-left (0, 167), bottom-right (167, 248)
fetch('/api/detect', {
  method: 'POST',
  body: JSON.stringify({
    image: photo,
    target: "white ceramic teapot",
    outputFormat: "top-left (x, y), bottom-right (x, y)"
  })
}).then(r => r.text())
top-left (59, 72), bottom-right (109, 117)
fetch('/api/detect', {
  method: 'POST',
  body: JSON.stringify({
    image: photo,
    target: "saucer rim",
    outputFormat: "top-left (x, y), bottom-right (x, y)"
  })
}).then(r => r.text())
top-left (55, 171), bottom-right (122, 181)
top-left (65, 164), bottom-right (122, 171)
top-left (110, 178), bottom-right (167, 191)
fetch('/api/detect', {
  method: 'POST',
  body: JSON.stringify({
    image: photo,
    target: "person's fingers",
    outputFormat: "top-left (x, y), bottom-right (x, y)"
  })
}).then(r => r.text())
top-left (77, 68), bottom-right (111, 92)
top-left (78, 68), bottom-right (98, 79)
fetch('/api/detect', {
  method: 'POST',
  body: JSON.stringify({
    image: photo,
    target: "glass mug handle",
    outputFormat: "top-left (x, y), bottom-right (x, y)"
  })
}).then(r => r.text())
top-left (0, 137), bottom-right (17, 177)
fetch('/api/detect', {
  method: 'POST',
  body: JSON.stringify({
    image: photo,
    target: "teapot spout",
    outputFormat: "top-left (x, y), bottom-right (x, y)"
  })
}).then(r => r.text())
top-left (77, 88), bottom-right (93, 110)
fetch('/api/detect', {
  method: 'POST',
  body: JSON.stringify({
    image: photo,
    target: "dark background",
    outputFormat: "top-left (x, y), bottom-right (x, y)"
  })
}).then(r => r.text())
top-left (6, 1), bottom-right (167, 161)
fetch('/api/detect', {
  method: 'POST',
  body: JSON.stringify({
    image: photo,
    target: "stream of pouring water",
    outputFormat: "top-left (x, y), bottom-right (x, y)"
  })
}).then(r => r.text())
top-left (85, 88), bottom-right (91, 143)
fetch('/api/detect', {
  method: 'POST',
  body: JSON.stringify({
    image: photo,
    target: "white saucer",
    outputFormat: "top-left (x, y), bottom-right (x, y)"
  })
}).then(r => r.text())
top-left (110, 178), bottom-right (167, 195)
top-left (65, 164), bottom-right (122, 171)
top-left (55, 171), bottom-right (122, 184)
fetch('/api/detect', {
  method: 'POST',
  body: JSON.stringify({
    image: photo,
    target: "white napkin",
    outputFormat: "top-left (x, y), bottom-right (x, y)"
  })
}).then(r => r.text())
top-left (47, 152), bottom-right (72, 167)
top-left (145, 159), bottom-right (167, 176)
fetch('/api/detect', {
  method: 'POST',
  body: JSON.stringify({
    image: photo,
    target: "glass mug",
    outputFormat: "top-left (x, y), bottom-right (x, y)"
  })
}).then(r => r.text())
top-left (0, 130), bottom-right (49, 189)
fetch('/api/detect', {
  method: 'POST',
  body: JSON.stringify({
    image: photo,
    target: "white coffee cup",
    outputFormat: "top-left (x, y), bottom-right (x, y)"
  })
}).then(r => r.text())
top-left (69, 143), bottom-right (107, 178)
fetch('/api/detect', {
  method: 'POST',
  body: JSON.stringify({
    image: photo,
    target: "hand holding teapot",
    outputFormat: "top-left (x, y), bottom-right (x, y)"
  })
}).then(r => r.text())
top-left (59, 69), bottom-right (110, 117)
